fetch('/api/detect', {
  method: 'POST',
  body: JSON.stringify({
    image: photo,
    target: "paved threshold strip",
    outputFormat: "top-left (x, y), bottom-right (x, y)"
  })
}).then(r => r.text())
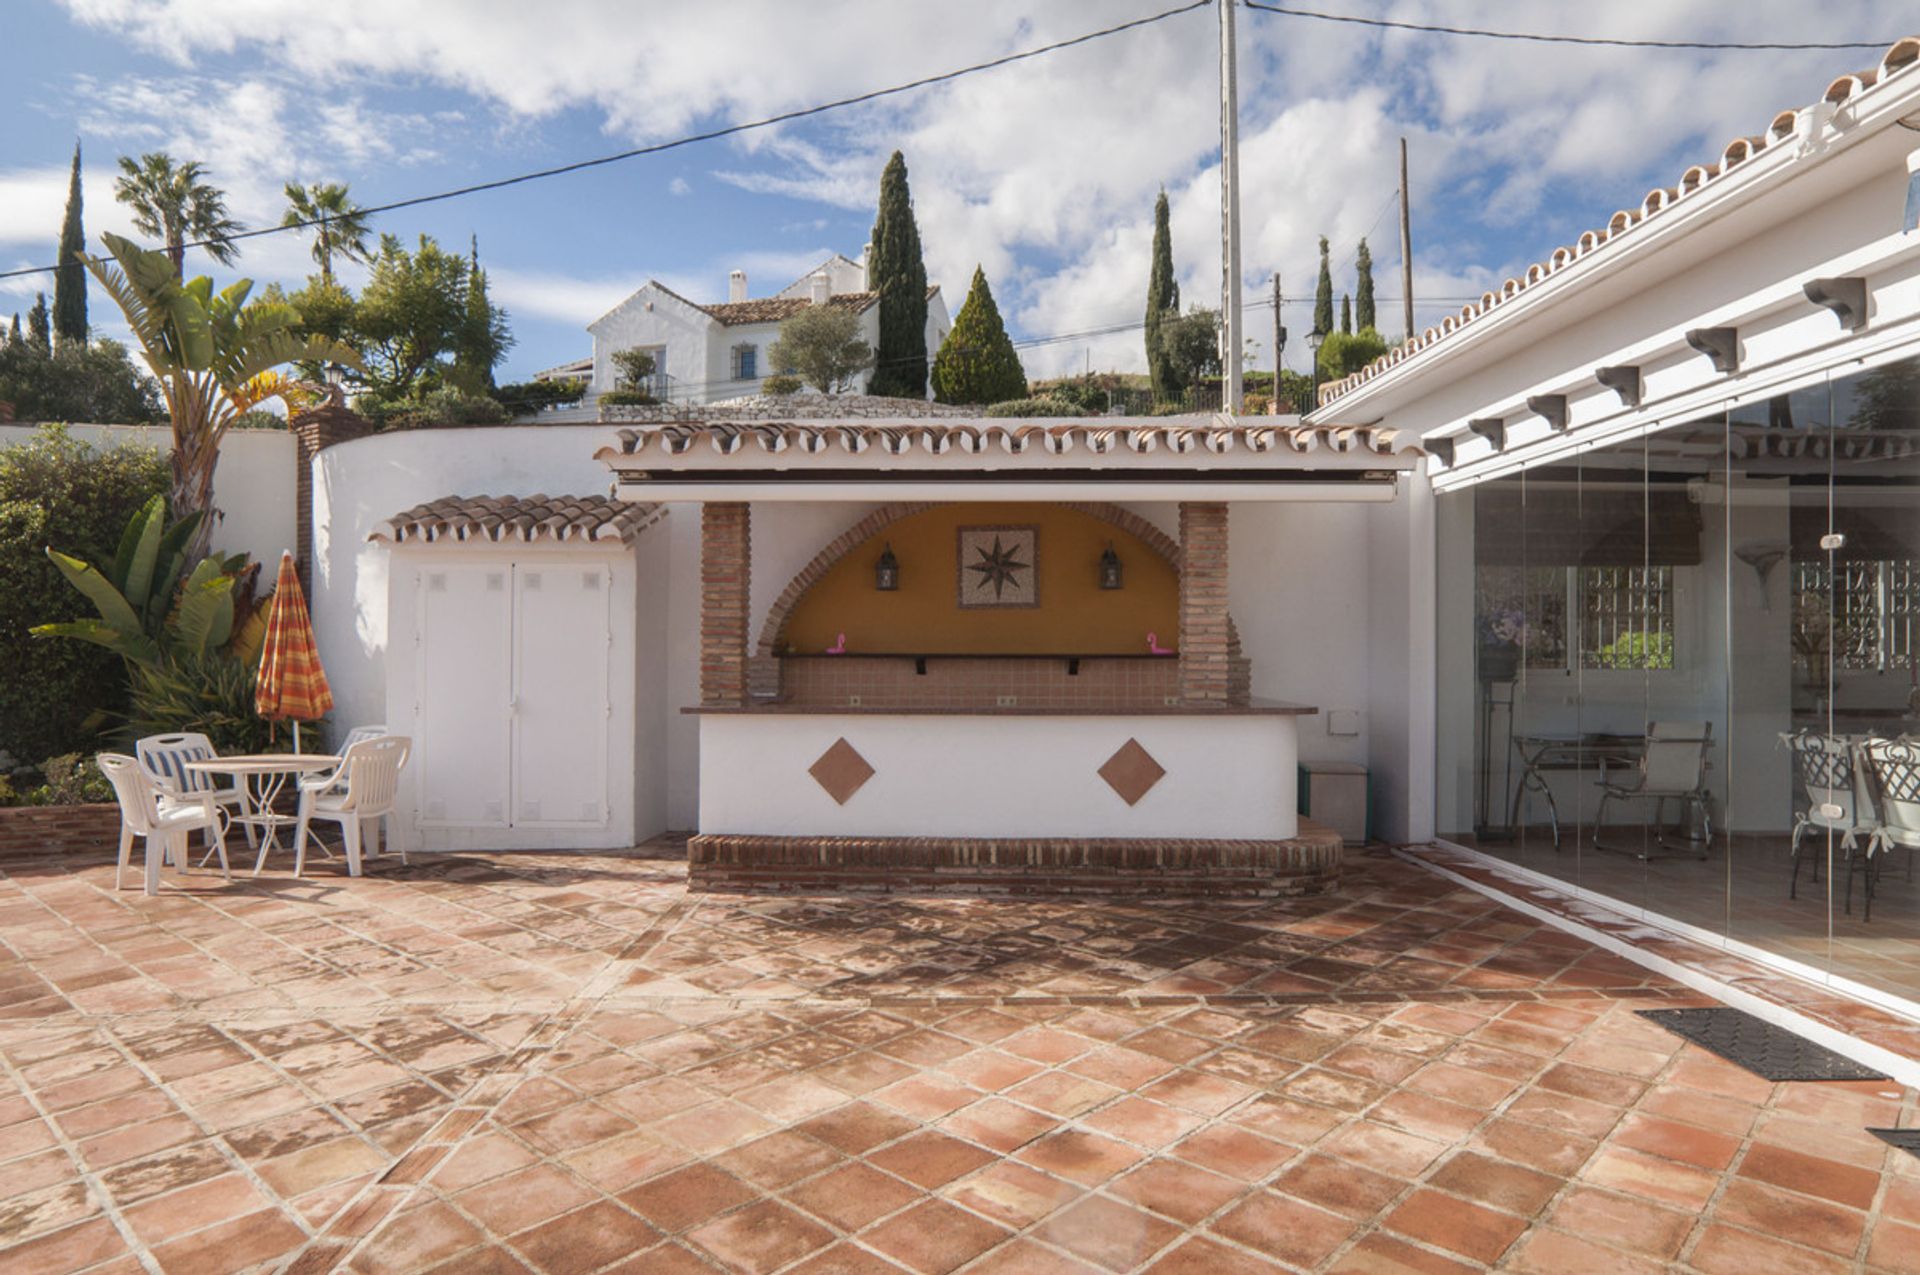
top-left (276, 894), bottom-right (706, 1272)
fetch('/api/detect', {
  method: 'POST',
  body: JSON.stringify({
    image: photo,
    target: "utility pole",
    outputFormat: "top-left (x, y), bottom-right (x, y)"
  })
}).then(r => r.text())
top-left (1271, 272), bottom-right (1285, 415)
top-left (1399, 136), bottom-right (1415, 343)
top-left (1219, 0), bottom-right (1243, 414)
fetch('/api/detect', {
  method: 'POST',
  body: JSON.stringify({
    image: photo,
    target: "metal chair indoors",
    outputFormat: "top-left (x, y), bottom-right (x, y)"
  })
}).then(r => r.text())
top-left (291, 735), bottom-right (411, 877)
top-left (1593, 721), bottom-right (1715, 859)
top-left (1859, 737), bottom-right (1920, 922)
top-left (135, 731), bottom-right (252, 852)
top-left (98, 753), bottom-right (231, 896)
top-left (1780, 730), bottom-right (1880, 901)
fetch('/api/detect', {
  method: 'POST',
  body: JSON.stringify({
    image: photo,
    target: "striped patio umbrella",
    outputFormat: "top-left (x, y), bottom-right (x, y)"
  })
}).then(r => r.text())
top-left (254, 551), bottom-right (333, 752)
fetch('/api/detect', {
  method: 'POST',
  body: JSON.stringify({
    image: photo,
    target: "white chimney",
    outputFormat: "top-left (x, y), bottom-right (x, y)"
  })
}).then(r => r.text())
top-left (860, 241), bottom-right (873, 290)
top-left (728, 269), bottom-right (747, 303)
top-left (809, 271), bottom-right (831, 306)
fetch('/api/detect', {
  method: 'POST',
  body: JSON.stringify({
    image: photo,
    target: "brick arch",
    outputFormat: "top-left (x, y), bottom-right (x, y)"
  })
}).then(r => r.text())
top-left (753, 501), bottom-right (1244, 686)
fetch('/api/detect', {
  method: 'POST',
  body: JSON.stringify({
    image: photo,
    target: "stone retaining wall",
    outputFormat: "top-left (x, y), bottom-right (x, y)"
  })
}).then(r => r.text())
top-left (0, 803), bottom-right (120, 860)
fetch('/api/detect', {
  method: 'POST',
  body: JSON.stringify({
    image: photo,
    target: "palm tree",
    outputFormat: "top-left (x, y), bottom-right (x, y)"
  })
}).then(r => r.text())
top-left (113, 152), bottom-right (245, 279)
top-left (281, 181), bottom-right (374, 282)
top-left (85, 232), bottom-right (362, 562)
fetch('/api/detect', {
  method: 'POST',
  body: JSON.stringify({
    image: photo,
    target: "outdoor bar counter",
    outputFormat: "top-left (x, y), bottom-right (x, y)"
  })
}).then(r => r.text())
top-left (683, 701), bottom-right (1333, 895)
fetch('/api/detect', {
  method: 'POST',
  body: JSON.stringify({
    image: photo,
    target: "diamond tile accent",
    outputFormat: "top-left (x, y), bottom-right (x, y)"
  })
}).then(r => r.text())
top-left (809, 737), bottom-right (875, 805)
top-left (1099, 738), bottom-right (1166, 806)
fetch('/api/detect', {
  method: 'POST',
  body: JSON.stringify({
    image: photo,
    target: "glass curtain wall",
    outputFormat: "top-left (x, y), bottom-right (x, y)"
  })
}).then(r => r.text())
top-left (1436, 356), bottom-right (1920, 1007)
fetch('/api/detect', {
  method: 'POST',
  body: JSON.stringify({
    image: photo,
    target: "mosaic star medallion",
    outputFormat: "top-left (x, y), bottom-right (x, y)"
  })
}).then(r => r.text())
top-left (957, 524), bottom-right (1039, 608)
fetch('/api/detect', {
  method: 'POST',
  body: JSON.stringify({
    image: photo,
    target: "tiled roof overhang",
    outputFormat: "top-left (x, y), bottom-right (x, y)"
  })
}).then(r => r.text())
top-left (369, 494), bottom-right (665, 546)
top-left (1316, 35), bottom-right (1920, 412)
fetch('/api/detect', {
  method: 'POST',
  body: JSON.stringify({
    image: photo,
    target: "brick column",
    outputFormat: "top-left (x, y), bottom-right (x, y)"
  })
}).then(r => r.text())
top-left (288, 396), bottom-right (371, 587)
top-left (1178, 502), bottom-right (1231, 703)
top-left (701, 502), bottom-right (752, 705)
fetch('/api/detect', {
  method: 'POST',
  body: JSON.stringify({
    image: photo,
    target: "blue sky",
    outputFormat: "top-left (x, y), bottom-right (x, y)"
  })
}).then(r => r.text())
top-left (1, 1), bottom-right (1912, 384)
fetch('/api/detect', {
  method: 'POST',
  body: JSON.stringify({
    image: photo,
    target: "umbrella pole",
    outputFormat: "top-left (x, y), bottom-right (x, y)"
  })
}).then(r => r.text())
top-left (293, 721), bottom-right (301, 754)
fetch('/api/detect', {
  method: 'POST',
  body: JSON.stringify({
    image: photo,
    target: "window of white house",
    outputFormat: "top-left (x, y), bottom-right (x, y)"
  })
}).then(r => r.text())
top-left (1793, 558), bottom-right (1920, 671)
top-left (1475, 565), bottom-right (1676, 671)
top-left (731, 344), bottom-right (758, 381)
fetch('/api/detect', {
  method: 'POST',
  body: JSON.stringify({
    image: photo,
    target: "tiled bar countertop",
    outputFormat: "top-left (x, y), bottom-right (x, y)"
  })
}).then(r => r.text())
top-left (684, 698), bottom-right (1317, 716)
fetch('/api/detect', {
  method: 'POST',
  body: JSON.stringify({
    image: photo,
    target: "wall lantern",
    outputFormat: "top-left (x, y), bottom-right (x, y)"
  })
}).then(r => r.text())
top-left (1098, 542), bottom-right (1124, 590)
top-left (874, 543), bottom-right (900, 591)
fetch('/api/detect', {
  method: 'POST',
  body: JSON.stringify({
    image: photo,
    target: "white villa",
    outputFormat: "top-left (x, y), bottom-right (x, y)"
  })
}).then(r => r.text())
top-left (558, 251), bottom-right (950, 404)
top-left (32, 36), bottom-right (1918, 1081)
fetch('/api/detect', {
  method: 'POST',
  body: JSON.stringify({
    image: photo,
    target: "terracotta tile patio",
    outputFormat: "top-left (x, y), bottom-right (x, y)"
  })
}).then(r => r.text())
top-left (1, 841), bottom-right (1917, 1272)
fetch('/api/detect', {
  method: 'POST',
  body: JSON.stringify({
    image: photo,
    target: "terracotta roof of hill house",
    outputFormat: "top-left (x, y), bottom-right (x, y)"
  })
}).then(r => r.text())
top-left (699, 284), bottom-right (941, 327)
top-left (1315, 34), bottom-right (1920, 412)
top-left (369, 495), bottom-right (663, 545)
top-left (599, 419), bottom-right (1423, 460)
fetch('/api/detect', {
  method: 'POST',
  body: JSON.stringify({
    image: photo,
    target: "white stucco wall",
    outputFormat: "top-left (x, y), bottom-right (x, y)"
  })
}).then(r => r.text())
top-left (312, 426), bottom-right (704, 834)
top-left (700, 712), bottom-right (1300, 840)
top-left (0, 423), bottom-right (296, 570)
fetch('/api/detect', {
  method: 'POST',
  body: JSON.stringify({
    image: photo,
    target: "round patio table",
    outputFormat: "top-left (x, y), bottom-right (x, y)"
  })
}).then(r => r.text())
top-left (183, 754), bottom-right (340, 876)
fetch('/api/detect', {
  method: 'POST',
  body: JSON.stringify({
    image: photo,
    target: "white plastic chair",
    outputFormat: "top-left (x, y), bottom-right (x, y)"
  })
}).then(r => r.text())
top-left (135, 732), bottom-right (253, 852)
top-left (1859, 737), bottom-right (1920, 922)
top-left (290, 736), bottom-right (411, 877)
top-left (1780, 731), bottom-right (1879, 901)
top-left (302, 725), bottom-right (387, 803)
top-left (98, 753), bottom-right (230, 896)
top-left (1594, 721), bottom-right (1714, 859)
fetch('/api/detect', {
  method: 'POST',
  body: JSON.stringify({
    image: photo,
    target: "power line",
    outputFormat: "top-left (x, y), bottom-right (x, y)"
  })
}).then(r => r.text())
top-left (0, 0), bottom-right (1212, 284)
top-left (1239, 1), bottom-right (1893, 51)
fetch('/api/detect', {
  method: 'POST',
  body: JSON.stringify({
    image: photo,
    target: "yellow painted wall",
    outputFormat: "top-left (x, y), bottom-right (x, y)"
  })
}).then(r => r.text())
top-left (782, 503), bottom-right (1179, 656)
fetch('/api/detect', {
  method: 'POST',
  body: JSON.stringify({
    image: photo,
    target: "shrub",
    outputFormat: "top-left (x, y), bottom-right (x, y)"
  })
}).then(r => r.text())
top-left (494, 378), bottom-right (586, 414)
top-left (0, 426), bottom-right (168, 767)
top-left (229, 410), bottom-right (287, 430)
top-left (610, 347), bottom-right (656, 389)
top-left (1316, 327), bottom-right (1391, 381)
top-left (984, 397), bottom-right (1088, 418)
top-left (598, 390), bottom-right (660, 407)
top-left (0, 338), bottom-right (164, 424)
top-left (1241, 391), bottom-right (1272, 416)
top-left (362, 387), bottom-right (508, 430)
top-left (25, 754), bottom-right (112, 806)
top-left (761, 374), bottom-right (803, 397)
top-left (768, 308), bottom-right (872, 394)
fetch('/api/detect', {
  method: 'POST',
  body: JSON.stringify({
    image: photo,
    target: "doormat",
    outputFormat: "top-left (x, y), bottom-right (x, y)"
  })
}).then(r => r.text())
top-left (1869, 1128), bottom-right (1920, 1161)
top-left (1636, 1008), bottom-right (1889, 1082)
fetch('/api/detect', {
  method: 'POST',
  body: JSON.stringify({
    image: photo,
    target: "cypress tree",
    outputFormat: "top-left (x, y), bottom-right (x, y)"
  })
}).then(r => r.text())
top-left (1313, 237), bottom-right (1333, 337)
top-left (455, 235), bottom-right (500, 391)
top-left (932, 266), bottom-right (1027, 406)
top-left (26, 293), bottom-right (51, 355)
top-left (1340, 294), bottom-right (1352, 334)
top-left (866, 151), bottom-right (929, 398)
top-left (7, 314), bottom-right (19, 346)
top-left (1355, 237), bottom-right (1376, 333)
top-left (53, 141), bottom-right (87, 349)
top-left (1145, 190), bottom-right (1180, 398)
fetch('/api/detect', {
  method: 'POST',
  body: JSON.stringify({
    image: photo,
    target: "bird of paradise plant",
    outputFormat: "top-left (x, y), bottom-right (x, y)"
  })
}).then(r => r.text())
top-left (82, 231), bottom-right (363, 564)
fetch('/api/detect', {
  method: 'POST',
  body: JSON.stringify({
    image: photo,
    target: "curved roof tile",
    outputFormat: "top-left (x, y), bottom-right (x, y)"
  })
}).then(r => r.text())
top-left (1316, 37), bottom-right (1920, 411)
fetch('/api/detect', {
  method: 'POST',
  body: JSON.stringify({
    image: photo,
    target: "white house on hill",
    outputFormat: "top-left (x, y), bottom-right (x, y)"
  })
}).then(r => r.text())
top-left (584, 252), bottom-right (950, 405)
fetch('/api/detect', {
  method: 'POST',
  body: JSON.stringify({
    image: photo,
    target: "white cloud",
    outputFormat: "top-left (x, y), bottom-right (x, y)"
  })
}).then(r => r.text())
top-left (39, 0), bottom-right (1920, 382)
top-left (668, 176), bottom-right (691, 196)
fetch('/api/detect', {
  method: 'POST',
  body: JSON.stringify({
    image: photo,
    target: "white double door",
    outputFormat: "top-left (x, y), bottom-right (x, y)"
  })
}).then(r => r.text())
top-left (413, 561), bottom-right (612, 831)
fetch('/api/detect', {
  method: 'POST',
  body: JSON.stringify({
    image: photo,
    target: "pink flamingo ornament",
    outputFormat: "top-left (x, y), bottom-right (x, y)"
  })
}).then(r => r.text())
top-left (826, 632), bottom-right (848, 654)
top-left (1147, 632), bottom-right (1174, 655)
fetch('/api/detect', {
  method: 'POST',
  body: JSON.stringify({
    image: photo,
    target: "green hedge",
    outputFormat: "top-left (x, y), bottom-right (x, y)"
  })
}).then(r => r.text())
top-left (983, 397), bottom-right (1088, 418)
top-left (0, 426), bottom-right (169, 769)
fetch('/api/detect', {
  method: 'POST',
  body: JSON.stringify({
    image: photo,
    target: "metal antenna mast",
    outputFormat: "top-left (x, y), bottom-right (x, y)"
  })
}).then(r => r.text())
top-left (1220, 0), bottom-right (1243, 413)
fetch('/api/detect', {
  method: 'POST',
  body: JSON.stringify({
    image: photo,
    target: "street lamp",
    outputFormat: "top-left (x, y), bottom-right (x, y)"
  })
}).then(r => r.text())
top-left (1306, 329), bottom-right (1325, 413)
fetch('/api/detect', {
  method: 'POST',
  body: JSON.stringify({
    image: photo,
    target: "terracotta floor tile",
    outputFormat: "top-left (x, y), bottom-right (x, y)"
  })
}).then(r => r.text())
top-left (1465, 1116), bottom-right (1595, 1177)
top-left (1545, 1184), bottom-right (1693, 1259)
top-left (785, 1240), bottom-right (915, 1273)
top-left (1383, 1188), bottom-right (1528, 1263)
top-left (942, 1158), bottom-right (1084, 1229)
top-left (511, 1100), bottom-right (636, 1156)
top-left (785, 1161), bottom-right (921, 1231)
top-left (1108, 1158), bottom-right (1244, 1225)
top-left (1327, 1231), bottom-right (1483, 1274)
top-left (1737, 1142), bottom-right (1882, 1210)
top-left (871, 1075), bottom-right (980, 1122)
top-left (1082, 1096), bottom-right (1205, 1149)
top-left (1713, 1178), bottom-right (1867, 1257)
top-left (1209, 1191), bottom-right (1352, 1267)
top-left (869, 1130), bottom-right (996, 1189)
top-left (1612, 1112), bottom-right (1742, 1171)
top-left (121, 1173), bottom-right (275, 1246)
top-left (1689, 1222), bottom-right (1856, 1275)
top-left (964, 1236), bottom-right (1102, 1274)
top-left (0, 1217), bottom-right (128, 1274)
top-left (507, 1199), bottom-right (660, 1273)
top-left (1582, 1145), bottom-right (1720, 1210)
top-left (255, 1135), bottom-right (387, 1199)
top-left (714, 1130), bottom-right (842, 1189)
top-left (1014, 1129), bottom-right (1145, 1187)
top-left (1270, 1152), bottom-right (1405, 1218)
top-left (1037, 1192), bottom-right (1182, 1272)
top-left (1502, 1228), bottom-right (1670, 1275)
top-left (860, 1198), bottom-right (1009, 1274)
top-left (455, 1163), bottom-right (596, 1236)
top-left (1866, 1217), bottom-right (1920, 1274)
top-left (1370, 1090), bottom-right (1485, 1142)
top-left (1144, 1235), bottom-right (1286, 1273)
top-left (938, 1096), bottom-right (1056, 1154)
top-left (798, 1102), bottom-right (920, 1155)
top-left (148, 1206), bottom-right (306, 1275)
top-left (1425, 1149), bottom-right (1561, 1215)
top-left (619, 1162), bottom-right (757, 1233)
top-left (1172, 1125), bottom-right (1293, 1181)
